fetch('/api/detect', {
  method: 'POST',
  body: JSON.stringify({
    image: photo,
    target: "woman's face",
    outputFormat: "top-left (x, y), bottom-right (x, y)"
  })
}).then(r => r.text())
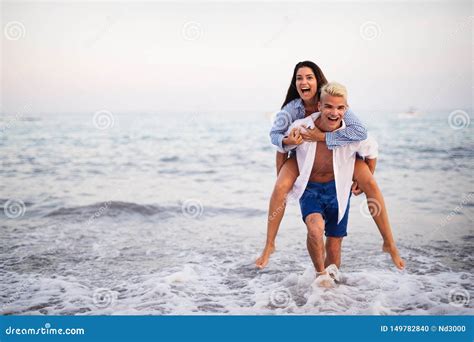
top-left (295, 67), bottom-right (317, 103)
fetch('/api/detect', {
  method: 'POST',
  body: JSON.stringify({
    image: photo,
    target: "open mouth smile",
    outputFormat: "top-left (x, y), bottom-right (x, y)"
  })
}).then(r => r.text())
top-left (301, 87), bottom-right (311, 95)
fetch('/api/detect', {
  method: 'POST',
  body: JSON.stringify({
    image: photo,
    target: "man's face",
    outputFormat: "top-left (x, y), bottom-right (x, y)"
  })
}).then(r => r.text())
top-left (317, 94), bottom-right (347, 131)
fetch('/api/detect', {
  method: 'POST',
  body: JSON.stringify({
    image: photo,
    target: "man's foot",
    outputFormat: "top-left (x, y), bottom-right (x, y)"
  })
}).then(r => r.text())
top-left (255, 245), bottom-right (275, 269)
top-left (325, 264), bottom-right (341, 283)
top-left (383, 243), bottom-right (405, 270)
top-left (313, 271), bottom-right (335, 288)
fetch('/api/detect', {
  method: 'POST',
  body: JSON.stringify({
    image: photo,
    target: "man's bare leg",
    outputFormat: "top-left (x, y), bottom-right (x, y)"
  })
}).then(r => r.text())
top-left (305, 213), bottom-right (326, 273)
top-left (353, 159), bottom-right (405, 269)
top-left (324, 237), bottom-right (343, 268)
top-left (256, 157), bottom-right (299, 269)
top-left (306, 214), bottom-right (335, 287)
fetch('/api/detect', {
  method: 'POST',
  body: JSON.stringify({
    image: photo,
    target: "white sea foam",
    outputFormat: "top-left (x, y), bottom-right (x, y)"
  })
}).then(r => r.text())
top-left (1, 252), bottom-right (473, 315)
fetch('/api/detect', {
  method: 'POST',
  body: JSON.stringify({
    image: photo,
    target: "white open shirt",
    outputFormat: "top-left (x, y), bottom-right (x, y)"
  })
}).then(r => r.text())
top-left (283, 112), bottom-right (379, 223)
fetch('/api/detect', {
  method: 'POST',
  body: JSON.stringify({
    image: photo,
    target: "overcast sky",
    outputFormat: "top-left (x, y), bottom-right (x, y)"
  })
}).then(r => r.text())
top-left (1, 0), bottom-right (472, 115)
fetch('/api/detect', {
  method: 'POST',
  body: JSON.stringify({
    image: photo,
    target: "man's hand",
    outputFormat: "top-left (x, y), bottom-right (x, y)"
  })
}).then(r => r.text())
top-left (300, 125), bottom-right (325, 142)
top-left (283, 127), bottom-right (303, 146)
top-left (351, 181), bottom-right (363, 196)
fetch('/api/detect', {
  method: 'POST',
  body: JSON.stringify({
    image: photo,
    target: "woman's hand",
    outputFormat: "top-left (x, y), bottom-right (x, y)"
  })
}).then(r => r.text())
top-left (351, 181), bottom-right (363, 196)
top-left (300, 125), bottom-right (326, 142)
top-left (283, 127), bottom-right (303, 146)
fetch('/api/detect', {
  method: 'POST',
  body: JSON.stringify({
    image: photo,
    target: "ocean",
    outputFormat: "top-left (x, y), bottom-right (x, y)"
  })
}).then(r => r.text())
top-left (1, 108), bottom-right (473, 315)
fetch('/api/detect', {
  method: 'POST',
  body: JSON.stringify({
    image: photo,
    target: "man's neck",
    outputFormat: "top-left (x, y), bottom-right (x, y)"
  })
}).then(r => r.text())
top-left (314, 117), bottom-right (340, 133)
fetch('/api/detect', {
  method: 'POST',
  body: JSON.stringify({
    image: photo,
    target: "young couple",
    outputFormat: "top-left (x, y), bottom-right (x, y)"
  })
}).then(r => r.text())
top-left (256, 61), bottom-right (405, 284)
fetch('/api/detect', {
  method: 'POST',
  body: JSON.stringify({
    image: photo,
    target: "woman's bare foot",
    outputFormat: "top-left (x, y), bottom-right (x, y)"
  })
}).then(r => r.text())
top-left (383, 242), bottom-right (405, 270)
top-left (255, 244), bottom-right (275, 269)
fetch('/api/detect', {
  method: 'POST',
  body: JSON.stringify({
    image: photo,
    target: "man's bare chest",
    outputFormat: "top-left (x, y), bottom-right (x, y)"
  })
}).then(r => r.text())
top-left (312, 142), bottom-right (334, 174)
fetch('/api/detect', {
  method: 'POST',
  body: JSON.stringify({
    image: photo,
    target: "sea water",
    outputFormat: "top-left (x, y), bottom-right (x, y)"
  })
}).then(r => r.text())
top-left (1, 109), bottom-right (472, 315)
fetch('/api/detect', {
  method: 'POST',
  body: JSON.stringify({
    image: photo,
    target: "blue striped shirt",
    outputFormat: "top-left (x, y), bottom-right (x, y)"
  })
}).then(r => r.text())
top-left (269, 98), bottom-right (367, 152)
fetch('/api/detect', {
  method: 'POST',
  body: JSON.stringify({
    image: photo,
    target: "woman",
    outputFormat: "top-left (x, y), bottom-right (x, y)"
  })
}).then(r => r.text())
top-left (255, 61), bottom-right (404, 270)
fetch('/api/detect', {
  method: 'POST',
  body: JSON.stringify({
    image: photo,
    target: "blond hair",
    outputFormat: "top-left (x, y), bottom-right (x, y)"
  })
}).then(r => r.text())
top-left (320, 82), bottom-right (348, 103)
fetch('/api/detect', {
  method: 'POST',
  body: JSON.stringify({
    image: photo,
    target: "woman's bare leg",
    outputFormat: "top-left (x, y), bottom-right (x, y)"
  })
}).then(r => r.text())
top-left (255, 156), bottom-right (299, 269)
top-left (353, 159), bottom-right (405, 269)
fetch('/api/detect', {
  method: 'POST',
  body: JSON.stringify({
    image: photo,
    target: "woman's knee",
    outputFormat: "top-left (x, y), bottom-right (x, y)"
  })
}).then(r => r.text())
top-left (273, 171), bottom-right (297, 196)
top-left (274, 181), bottom-right (292, 196)
top-left (359, 175), bottom-right (378, 192)
top-left (353, 162), bottom-right (377, 188)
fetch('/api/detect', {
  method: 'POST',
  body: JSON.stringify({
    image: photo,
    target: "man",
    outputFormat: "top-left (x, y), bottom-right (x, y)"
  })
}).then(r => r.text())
top-left (285, 82), bottom-right (404, 285)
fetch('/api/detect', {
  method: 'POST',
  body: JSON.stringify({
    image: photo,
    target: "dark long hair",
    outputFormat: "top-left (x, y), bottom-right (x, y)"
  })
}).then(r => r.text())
top-left (281, 61), bottom-right (328, 109)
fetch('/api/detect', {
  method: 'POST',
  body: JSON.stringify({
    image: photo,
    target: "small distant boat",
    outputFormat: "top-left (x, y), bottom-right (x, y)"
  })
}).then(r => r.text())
top-left (398, 106), bottom-right (423, 118)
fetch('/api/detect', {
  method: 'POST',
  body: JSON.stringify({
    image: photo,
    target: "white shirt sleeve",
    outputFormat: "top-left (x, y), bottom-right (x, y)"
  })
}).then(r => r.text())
top-left (353, 136), bottom-right (378, 159)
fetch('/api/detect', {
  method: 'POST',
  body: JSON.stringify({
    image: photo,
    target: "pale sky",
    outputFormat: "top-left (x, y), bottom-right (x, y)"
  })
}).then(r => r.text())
top-left (1, 0), bottom-right (472, 115)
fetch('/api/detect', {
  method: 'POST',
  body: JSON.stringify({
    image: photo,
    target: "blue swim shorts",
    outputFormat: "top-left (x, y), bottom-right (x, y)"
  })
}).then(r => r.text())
top-left (299, 180), bottom-right (351, 237)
